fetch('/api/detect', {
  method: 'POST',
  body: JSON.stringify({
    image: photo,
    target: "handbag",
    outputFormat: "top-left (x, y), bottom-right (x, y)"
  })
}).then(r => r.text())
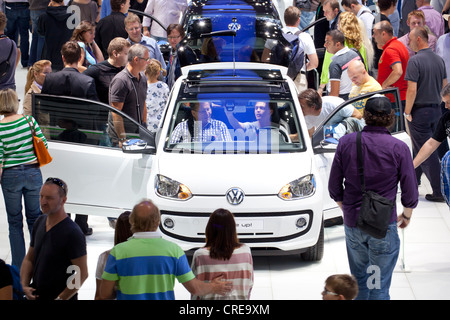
top-left (356, 131), bottom-right (394, 239)
top-left (23, 115), bottom-right (52, 167)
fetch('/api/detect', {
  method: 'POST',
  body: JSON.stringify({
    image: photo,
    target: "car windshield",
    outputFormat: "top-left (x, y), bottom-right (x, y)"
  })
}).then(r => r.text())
top-left (164, 95), bottom-right (306, 154)
top-left (178, 5), bottom-right (290, 67)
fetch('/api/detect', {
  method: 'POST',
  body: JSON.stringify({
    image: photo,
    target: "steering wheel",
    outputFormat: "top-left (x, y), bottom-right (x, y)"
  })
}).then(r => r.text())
top-left (260, 126), bottom-right (291, 143)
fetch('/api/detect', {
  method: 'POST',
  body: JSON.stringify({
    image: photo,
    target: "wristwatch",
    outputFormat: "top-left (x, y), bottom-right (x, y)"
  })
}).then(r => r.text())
top-left (403, 113), bottom-right (411, 117)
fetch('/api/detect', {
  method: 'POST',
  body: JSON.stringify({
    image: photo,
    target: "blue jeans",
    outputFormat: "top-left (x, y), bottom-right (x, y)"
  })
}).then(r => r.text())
top-left (4, 3), bottom-right (30, 67)
top-left (28, 9), bottom-right (46, 67)
top-left (1, 165), bottom-right (43, 269)
top-left (345, 222), bottom-right (400, 300)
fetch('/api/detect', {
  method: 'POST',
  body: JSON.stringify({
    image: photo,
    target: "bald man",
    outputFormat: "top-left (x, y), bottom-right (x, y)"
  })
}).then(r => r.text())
top-left (347, 60), bottom-right (382, 114)
top-left (100, 200), bottom-right (232, 300)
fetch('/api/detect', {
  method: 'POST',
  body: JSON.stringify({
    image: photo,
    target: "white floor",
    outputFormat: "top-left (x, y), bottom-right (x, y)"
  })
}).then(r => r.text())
top-left (2, 66), bottom-right (450, 301)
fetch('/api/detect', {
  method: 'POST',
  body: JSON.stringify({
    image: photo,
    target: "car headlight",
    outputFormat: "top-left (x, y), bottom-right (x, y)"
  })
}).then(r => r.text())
top-left (278, 174), bottom-right (316, 200)
top-left (155, 175), bottom-right (192, 200)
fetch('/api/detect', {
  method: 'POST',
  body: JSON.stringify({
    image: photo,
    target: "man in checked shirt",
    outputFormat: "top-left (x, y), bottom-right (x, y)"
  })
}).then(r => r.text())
top-left (170, 102), bottom-right (232, 143)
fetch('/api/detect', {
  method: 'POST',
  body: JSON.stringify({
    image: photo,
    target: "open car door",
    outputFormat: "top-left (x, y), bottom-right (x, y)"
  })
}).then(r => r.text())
top-left (311, 88), bottom-right (410, 220)
top-left (32, 94), bottom-right (156, 218)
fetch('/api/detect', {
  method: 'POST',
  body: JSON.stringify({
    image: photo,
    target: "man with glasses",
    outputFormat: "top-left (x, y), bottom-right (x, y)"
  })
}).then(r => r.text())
top-left (21, 178), bottom-right (88, 300)
top-left (124, 12), bottom-right (166, 70)
top-left (109, 43), bottom-right (149, 146)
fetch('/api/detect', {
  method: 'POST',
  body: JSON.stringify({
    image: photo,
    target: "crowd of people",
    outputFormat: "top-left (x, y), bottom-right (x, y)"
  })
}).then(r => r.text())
top-left (0, 0), bottom-right (449, 301)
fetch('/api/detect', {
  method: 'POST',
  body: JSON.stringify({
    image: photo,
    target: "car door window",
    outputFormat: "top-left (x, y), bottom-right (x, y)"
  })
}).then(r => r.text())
top-left (32, 94), bottom-right (142, 148)
top-left (312, 88), bottom-right (403, 151)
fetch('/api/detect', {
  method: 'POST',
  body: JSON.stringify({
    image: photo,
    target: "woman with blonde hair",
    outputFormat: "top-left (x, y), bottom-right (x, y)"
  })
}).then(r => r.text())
top-left (144, 59), bottom-right (169, 133)
top-left (71, 20), bottom-right (104, 72)
top-left (23, 60), bottom-right (52, 116)
top-left (0, 89), bottom-right (47, 269)
top-left (319, 11), bottom-right (373, 94)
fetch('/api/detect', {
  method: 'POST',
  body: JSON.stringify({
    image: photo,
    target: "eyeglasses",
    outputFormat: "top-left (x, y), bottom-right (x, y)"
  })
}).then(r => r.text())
top-left (46, 177), bottom-right (67, 196)
top-left (138, 57), bottom-right (151, 62)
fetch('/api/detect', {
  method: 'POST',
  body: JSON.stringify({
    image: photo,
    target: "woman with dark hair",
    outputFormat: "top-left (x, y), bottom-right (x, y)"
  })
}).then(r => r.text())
top-left (191, 209), bottom-right (254, 300)
top-left (328, 95), bottom-right (418, 300)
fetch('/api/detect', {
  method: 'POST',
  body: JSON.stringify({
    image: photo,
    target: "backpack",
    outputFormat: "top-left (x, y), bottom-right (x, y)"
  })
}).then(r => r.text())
top-left (270, 30), bottom-right (305, 80)
top-left (295, 0), bottom-right (312, 10)
top-left (7, 264), bottom-right (25, 300)
top-left (0, 36), bottom-right (14, 79)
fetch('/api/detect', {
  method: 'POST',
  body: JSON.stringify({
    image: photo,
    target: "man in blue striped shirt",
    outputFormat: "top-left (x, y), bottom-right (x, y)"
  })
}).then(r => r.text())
top-left (170, 102), bottom-right (232, 144)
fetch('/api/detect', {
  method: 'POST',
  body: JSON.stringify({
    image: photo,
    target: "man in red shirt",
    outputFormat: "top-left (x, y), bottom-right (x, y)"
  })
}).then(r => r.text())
top-left (373, 20), bottom-right (409, 106)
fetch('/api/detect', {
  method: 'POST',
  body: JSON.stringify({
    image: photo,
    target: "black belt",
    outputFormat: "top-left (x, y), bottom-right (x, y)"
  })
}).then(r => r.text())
top-left (5, 163), bottom-right (39, 170)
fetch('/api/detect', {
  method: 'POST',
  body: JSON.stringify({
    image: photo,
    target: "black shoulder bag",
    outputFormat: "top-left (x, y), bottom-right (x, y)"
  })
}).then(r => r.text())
top-left (356, 131), bottom-right (394, 239)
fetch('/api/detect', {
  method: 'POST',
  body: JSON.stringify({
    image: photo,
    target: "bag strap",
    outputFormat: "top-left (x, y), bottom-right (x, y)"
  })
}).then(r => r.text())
top-left (23, 115), bottom-right (36, 137)
top-left (356, 131), bottom-right (366, 193)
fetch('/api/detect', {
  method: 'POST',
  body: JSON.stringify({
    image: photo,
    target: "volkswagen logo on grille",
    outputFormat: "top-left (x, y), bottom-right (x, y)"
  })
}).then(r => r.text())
top-left (226, 187), bottom-right (245, 205)
top-left (228, 18), bottom-right (241, 32)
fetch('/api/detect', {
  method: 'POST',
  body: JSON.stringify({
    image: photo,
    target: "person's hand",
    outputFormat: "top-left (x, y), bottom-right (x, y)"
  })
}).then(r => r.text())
top-left (404, 113), bottom-right (412, 122)
top-left (23, 286), bottom-right (38, 300)
top-left (397, 212), bottom-right (411, 229)
top-left (210, 275), bottom-right (233, 295)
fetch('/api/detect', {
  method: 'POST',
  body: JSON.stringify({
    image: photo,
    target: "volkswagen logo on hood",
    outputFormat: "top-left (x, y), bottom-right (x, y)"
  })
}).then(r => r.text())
top-left (226, 187), bottom-right (245, 205)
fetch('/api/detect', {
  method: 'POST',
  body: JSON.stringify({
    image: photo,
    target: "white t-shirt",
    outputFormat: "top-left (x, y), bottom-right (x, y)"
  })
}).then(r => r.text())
top-left (304, 96), bottom-right (353, 130)
top-left (281, 26), bottom-right (317, 56)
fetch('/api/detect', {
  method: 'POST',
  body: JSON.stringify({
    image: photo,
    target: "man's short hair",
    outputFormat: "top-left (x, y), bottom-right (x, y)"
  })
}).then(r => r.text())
top-left (44, 177), bottom-right (69, 198)
top-left (407, 10), bottom-right (426, 23)
top-left (128, 43), bottom-right (148, 62)
top-left (110, 0), bottom-right (127, 12)
top-left (341, 0), bottom-right (360, 8)
top-left (107, 37), bottom-right (131, 57)
top-left (412, 26), bottom-right (429, 42)
top-left (61, 41), bottom-right (81, 65)
top-left (377, 0), bottom-right (397, 12)
top-left (324, 0), bottom-right (340, 11)
top-left (326, 29), bottom-right (345, 45)
top-left (284, 6), bottom-right (301, 26)
top-left (124, 12), bottom-right (141, 27)
top-left (298, 89), bottom-right (322, 111)
top-left (374, 20), bottom-right (394, 36)
top-left (129, 199), bottom-right (160, 233)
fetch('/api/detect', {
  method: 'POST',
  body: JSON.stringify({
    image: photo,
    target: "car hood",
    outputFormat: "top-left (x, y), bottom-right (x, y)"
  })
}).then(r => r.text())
top-left (157, 152), bottom-right (312, 195)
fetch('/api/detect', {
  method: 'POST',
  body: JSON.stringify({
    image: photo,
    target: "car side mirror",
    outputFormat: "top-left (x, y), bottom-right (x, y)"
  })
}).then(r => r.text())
top-left (122, 139), bottom-right (156, 154)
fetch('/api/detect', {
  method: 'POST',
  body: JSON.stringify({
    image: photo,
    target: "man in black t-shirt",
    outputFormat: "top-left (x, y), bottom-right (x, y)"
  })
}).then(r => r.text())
top-left (83, 37), bottom-right (131, 105)
top-left (413, 84), bottom-right (450, 205)
top-left (20, 178), bottom-right (87, 300)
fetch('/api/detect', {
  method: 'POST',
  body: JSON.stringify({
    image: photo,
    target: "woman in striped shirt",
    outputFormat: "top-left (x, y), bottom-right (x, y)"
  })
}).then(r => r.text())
top-left (0, 89), bottom-right (47, 269)
top-left (191, 208), bottom-right (254, 300)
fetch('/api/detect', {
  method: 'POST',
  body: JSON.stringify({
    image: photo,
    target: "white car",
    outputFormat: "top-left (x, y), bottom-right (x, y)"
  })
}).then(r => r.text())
top-left (32, 62), bottom-right (407, 261)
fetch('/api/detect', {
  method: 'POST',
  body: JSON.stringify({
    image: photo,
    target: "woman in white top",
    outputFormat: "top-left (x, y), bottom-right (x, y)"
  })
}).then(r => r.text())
top-left (144, 59), bottom-right (169, 133)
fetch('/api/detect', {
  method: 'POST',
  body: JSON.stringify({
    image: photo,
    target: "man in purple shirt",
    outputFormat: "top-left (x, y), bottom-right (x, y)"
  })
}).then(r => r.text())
top-left (328, 96), bottom-right (418, 300)
top-left (417, 0), bottom-right (445, 38)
